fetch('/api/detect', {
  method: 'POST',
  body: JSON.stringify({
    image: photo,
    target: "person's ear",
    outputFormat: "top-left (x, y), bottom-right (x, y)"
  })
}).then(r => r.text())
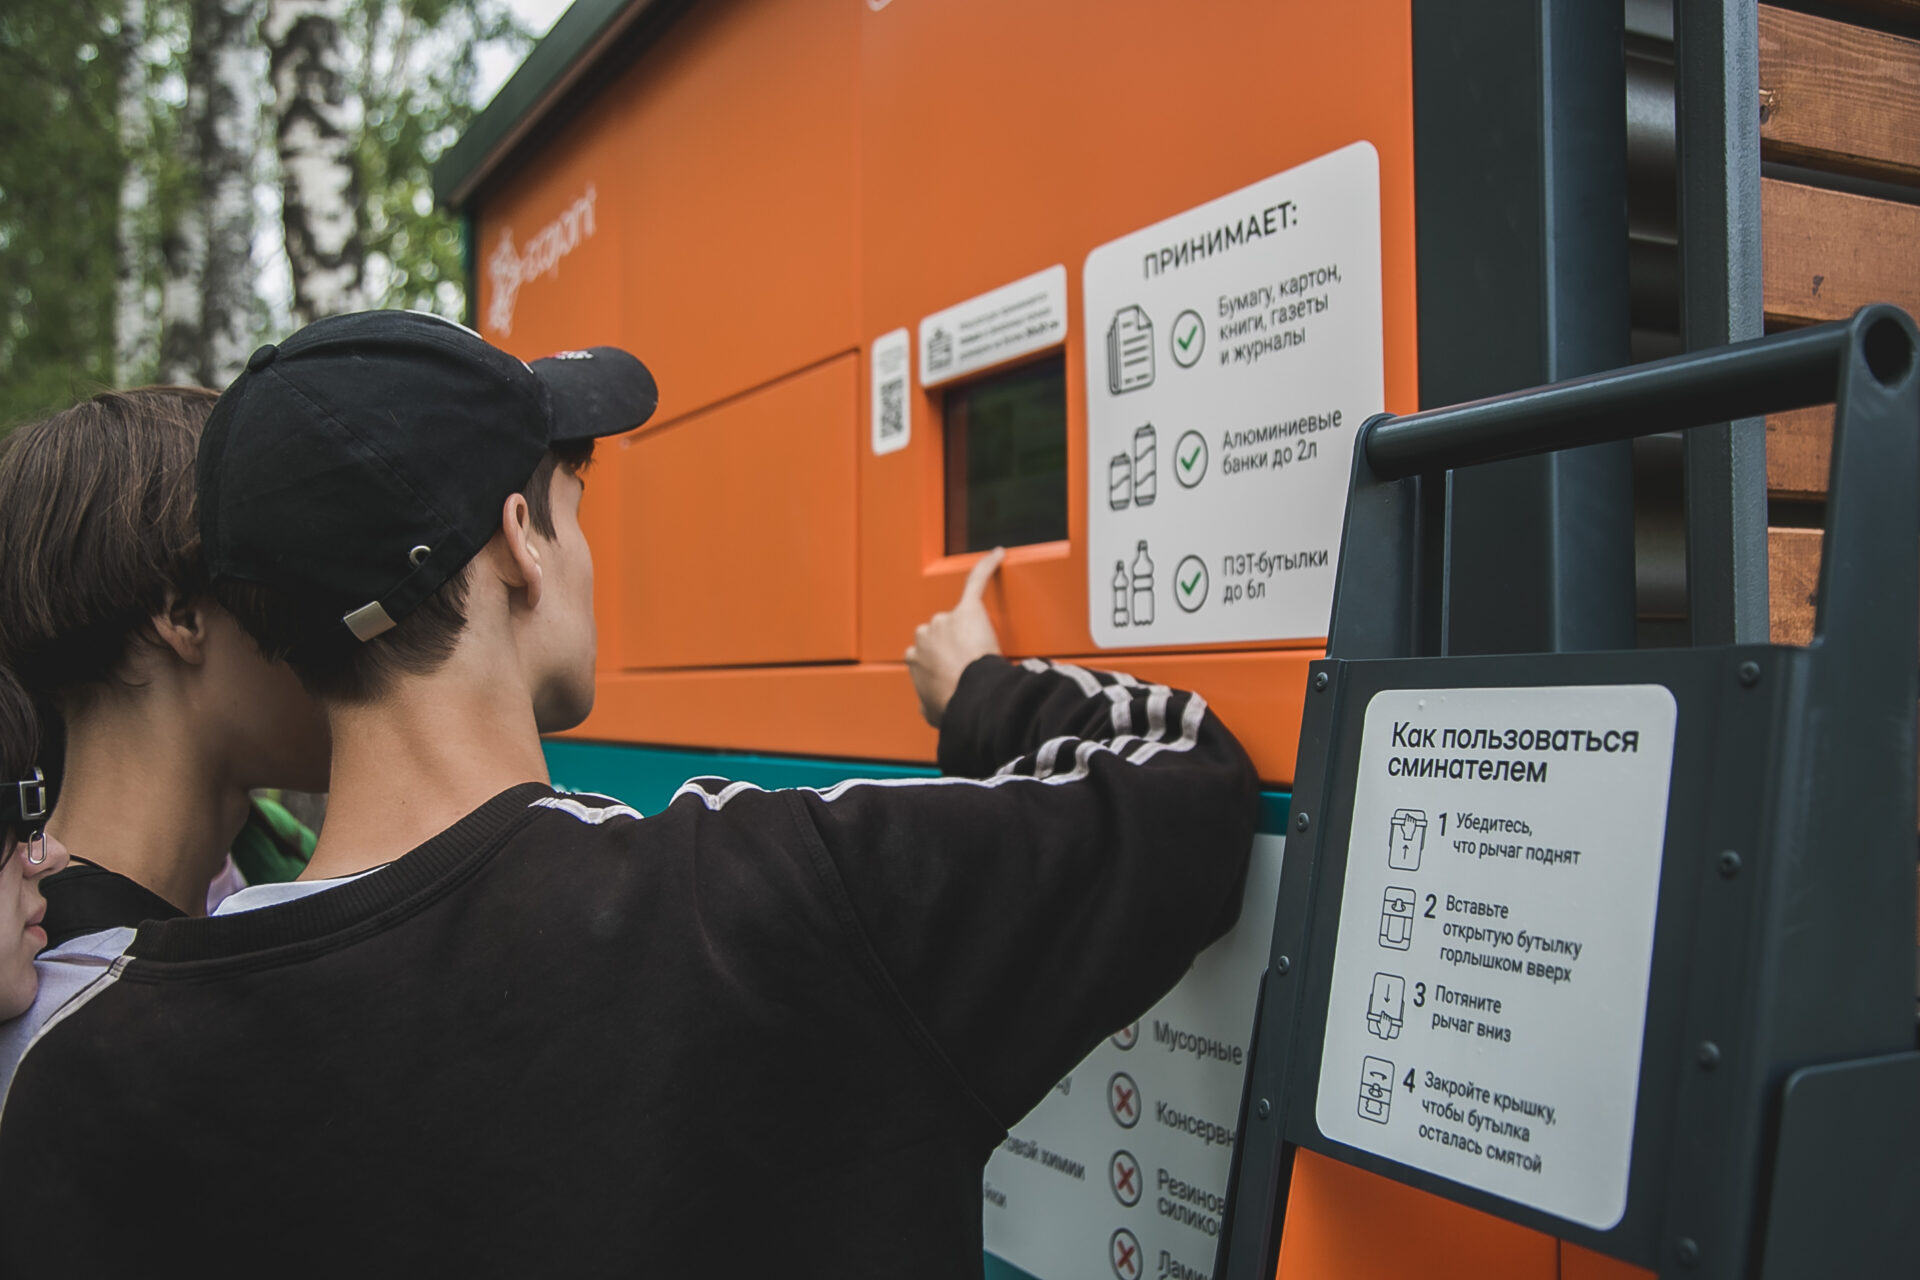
top-left (147, 589), bottom-right (210, 666)
top-left (497, 491), bottom-right (544, 610)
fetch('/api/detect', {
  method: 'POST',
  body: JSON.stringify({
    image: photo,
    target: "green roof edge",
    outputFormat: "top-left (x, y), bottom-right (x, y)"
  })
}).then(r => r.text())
top-left (433, 0), bottom-right (648, 210)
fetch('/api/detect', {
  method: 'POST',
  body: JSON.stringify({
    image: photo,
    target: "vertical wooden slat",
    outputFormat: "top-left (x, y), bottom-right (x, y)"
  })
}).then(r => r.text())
top-left (1767, 527), bottom-right (1823, 645)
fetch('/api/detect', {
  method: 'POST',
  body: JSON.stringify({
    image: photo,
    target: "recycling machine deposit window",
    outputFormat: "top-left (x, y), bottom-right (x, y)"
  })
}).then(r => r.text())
top-left (943, 354), bottom-right (1067, 554)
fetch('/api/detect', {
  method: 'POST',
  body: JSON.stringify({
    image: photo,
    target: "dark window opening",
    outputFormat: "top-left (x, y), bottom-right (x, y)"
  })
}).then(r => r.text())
top-left (943, 355), bottom-right (1068, 554)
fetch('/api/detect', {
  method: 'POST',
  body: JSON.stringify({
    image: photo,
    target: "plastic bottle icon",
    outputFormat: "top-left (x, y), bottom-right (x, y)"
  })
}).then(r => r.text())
top-left (1112, 562), bottom-right (1130, 628)
top-left (1130, 541), bottom-right (1155, 627)
top-left (1132, 425), bottom-right (1157, 507)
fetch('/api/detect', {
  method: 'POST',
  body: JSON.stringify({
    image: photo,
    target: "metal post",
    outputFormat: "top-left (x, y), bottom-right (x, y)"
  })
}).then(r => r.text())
top-left (1414, 0), bottom-right (1636, 656)
top-left (1673, 0), bottom-right (1768, 643)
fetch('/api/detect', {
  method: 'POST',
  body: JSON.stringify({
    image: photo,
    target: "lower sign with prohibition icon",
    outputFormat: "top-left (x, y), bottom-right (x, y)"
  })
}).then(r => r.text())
top-left (982, 836), bottom-right (1283, 1279)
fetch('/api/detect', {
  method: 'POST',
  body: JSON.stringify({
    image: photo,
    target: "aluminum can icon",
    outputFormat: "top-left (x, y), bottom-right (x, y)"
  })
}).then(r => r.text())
top-left (1132, 425), bottom-right (1157, 507)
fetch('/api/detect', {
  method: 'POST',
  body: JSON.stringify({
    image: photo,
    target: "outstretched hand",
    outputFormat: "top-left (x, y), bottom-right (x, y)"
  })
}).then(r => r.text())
top-left (906, 547), bottom-right (1005, 727)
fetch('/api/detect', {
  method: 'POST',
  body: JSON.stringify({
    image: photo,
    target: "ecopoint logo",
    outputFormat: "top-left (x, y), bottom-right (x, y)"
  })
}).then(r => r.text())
top-left (486, 183), bottom-right (598, 336)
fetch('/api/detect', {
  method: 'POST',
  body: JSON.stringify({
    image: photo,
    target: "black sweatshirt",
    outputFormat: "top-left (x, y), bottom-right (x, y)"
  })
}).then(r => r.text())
top-left (0, 657), bottom-right (1258, 1276)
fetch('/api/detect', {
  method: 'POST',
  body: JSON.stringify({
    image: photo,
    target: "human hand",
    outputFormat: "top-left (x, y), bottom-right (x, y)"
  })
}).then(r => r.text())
top-left (906, 547), bottom-right (1005, 727)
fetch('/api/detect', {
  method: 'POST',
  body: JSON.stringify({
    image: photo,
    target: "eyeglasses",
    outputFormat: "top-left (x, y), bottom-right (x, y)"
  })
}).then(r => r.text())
top-left (1, 767), bottom-right (48, 868)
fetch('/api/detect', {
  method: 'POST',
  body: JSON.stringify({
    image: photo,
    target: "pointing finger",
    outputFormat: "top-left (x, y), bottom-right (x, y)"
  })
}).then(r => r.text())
top-left (958, 547), bottom-right (1006, 608)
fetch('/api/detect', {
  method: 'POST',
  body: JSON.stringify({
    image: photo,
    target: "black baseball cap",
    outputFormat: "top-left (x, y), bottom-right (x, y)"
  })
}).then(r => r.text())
top-left (197, 310), bottom-right (656, 643)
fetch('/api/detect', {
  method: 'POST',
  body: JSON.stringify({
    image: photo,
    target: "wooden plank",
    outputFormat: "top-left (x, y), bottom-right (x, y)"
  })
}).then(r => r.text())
top-left (1760, 5), bottom-right (1920, 186)
top-left (1818, 0), bottom-right (1920, 33)
top-left (1769, 527), bottom-right (1823, 645)
top-left (1766, 405), bottom-right (1835, 499)
top-left (1761, 179), bottom-right (1920, 326)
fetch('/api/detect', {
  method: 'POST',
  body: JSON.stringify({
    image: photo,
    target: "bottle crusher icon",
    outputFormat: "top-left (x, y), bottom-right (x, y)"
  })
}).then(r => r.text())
top-left (1388, 808), bottom-right (1427, 871)
top-left (1357, 1056), bottom-right (1395, 1125)
top-left (1106, 305), bottom-right (1155, 394)
top-left (1108, 424), bottom-right (1158, 510)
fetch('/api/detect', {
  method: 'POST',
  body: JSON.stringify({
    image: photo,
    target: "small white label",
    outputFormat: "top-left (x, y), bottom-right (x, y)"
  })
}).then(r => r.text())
top-left (870, 328), bottom-right (912, 456)
top-left (983, 836), bottom-right (1284, 1280)
top-left (1083, 142), bottom-right (1384, 648)
top-left (1315, 684), bottom-right (1678, 1230)
top-left (919, 264), bottom-right (1067, 388)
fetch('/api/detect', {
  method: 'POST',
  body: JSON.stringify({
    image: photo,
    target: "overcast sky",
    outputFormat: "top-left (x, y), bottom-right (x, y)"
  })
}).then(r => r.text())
top-left (475, 0), bottom-right (579, 106)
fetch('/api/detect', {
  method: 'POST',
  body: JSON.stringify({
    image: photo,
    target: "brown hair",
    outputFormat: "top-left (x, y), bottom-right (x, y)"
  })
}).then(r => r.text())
top-left (0, 665), bottom-right (36, 789)
top-left (215, 439), bottom-right (593, 703)
top-left (0, 665), bottom-right (40, 867)
top-left (0, 387), bottom-right (219, 705)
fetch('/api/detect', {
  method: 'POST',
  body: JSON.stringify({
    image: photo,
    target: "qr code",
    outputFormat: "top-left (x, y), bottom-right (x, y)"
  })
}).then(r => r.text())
top-left (878, 377), bottom-right (906, 440)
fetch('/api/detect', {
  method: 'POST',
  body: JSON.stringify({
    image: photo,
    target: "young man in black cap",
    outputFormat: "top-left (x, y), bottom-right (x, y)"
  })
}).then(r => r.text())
top-left (0, 311), bottom-right (1259, 1274)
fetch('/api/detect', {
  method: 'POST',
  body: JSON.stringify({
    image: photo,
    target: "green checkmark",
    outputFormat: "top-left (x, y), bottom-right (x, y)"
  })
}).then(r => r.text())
top-left (1176, 322), bottom-right (1199, 351)
top-left (1179, 444), bottom-right (1202, 472)
top-left (1180, 570), bottom-right (1203, 595)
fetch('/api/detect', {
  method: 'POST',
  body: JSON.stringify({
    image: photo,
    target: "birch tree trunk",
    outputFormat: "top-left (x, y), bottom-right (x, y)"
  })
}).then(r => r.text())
top-left (198, 0), bottom-right (263, 384)
top-left (160, 0), bottom-right (263, 386)
top-left (114, 0), bottom-right (157, 384)
top-left (157, 1), bottom-right (209, 386)
top-left (264, 0), bottom-right (363, 322)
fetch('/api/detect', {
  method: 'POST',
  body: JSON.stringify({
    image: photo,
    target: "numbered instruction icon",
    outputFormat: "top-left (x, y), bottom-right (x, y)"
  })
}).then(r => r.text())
top-left (1388, 808), bottom-right (1427, 871)
top-left (1379, 885), bottom-right (1416, 951)
top-left (1367, 973), bottom-right (1405, 1041)
top-left (1358, 1056), bottom-right (1395, 1125)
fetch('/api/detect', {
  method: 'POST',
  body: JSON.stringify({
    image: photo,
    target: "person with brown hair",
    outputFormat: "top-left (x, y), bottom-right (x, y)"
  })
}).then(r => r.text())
top-left (0, 313), bottom-right (1255, 1275)
top-left (0, 386), bottom-right (330, 946)
top-left (0, 666), bottom-right (70, 1023)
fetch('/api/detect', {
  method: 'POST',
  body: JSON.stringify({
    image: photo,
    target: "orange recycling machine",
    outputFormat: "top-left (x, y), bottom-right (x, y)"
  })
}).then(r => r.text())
top-left (437, 3), bottom-right (1754, 1277)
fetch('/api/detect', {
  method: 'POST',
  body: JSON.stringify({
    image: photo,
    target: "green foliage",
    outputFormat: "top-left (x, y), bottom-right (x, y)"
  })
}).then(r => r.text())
top-left (353, 0), bottom-right (529, 318)
top-left (0, 0), bottom-right (124, 425)
top-left (0, 0), bottom-right (531, 427)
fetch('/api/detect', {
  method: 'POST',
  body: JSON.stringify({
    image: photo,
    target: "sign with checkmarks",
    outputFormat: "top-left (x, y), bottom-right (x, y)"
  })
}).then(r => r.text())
top-left (1083, 142), bottom-right (1384, 648)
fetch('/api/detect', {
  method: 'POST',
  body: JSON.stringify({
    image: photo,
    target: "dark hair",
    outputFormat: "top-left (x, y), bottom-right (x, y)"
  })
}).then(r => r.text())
top-left (0, 665), bottom-right (39, 868)
top-left (0, 386), bottom-right (219, 707)
top-left (216, 440), bottom-right (593, 703)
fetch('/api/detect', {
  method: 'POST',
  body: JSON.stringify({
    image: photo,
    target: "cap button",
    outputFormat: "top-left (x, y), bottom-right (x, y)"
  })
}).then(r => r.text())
top-left (247, 343), bottom-right (278, 372)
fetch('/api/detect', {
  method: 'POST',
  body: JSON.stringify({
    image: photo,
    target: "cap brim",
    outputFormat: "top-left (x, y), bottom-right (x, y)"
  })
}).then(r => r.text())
top-left (531, 347), bottom-right (659, 442)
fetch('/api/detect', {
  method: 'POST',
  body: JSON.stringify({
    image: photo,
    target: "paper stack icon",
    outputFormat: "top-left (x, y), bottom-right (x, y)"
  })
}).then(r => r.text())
top-left (1107, 305), bottom-right (1155, 394)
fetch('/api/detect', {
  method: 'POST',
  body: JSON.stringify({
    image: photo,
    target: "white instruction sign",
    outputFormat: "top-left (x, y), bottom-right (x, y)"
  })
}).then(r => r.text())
top-left (870, 328), bottom-right (912, 456)
top-left (1315, 685), bottom-right (1678, 1230)
top-left (920, 265), bottom-right (1067, 388)
top-left (984, 835), bottom-right (1282, 1280)
top-left (1083, 142), bottom-right (1383, 649)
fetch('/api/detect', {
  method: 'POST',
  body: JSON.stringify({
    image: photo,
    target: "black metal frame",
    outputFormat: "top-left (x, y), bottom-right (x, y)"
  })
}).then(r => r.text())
top-left (1412, 1), bottom-right (1637, 656)
top-left (1673, 0), bottom-right (1768, 645)
top-left (1218, 307), bottom-right (1920, 1279)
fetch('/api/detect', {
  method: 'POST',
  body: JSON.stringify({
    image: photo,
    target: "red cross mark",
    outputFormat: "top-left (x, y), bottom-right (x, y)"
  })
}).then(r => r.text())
top-left (1110, 1228), bottom-right (1142, 1279)
top-left (1111, 1021), bottom-right (1139, 1051)
top-left (1109, 1149), bottom-right (1141, 1207)
top-left (1108, 1072), bottom-right (1140, 1128)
